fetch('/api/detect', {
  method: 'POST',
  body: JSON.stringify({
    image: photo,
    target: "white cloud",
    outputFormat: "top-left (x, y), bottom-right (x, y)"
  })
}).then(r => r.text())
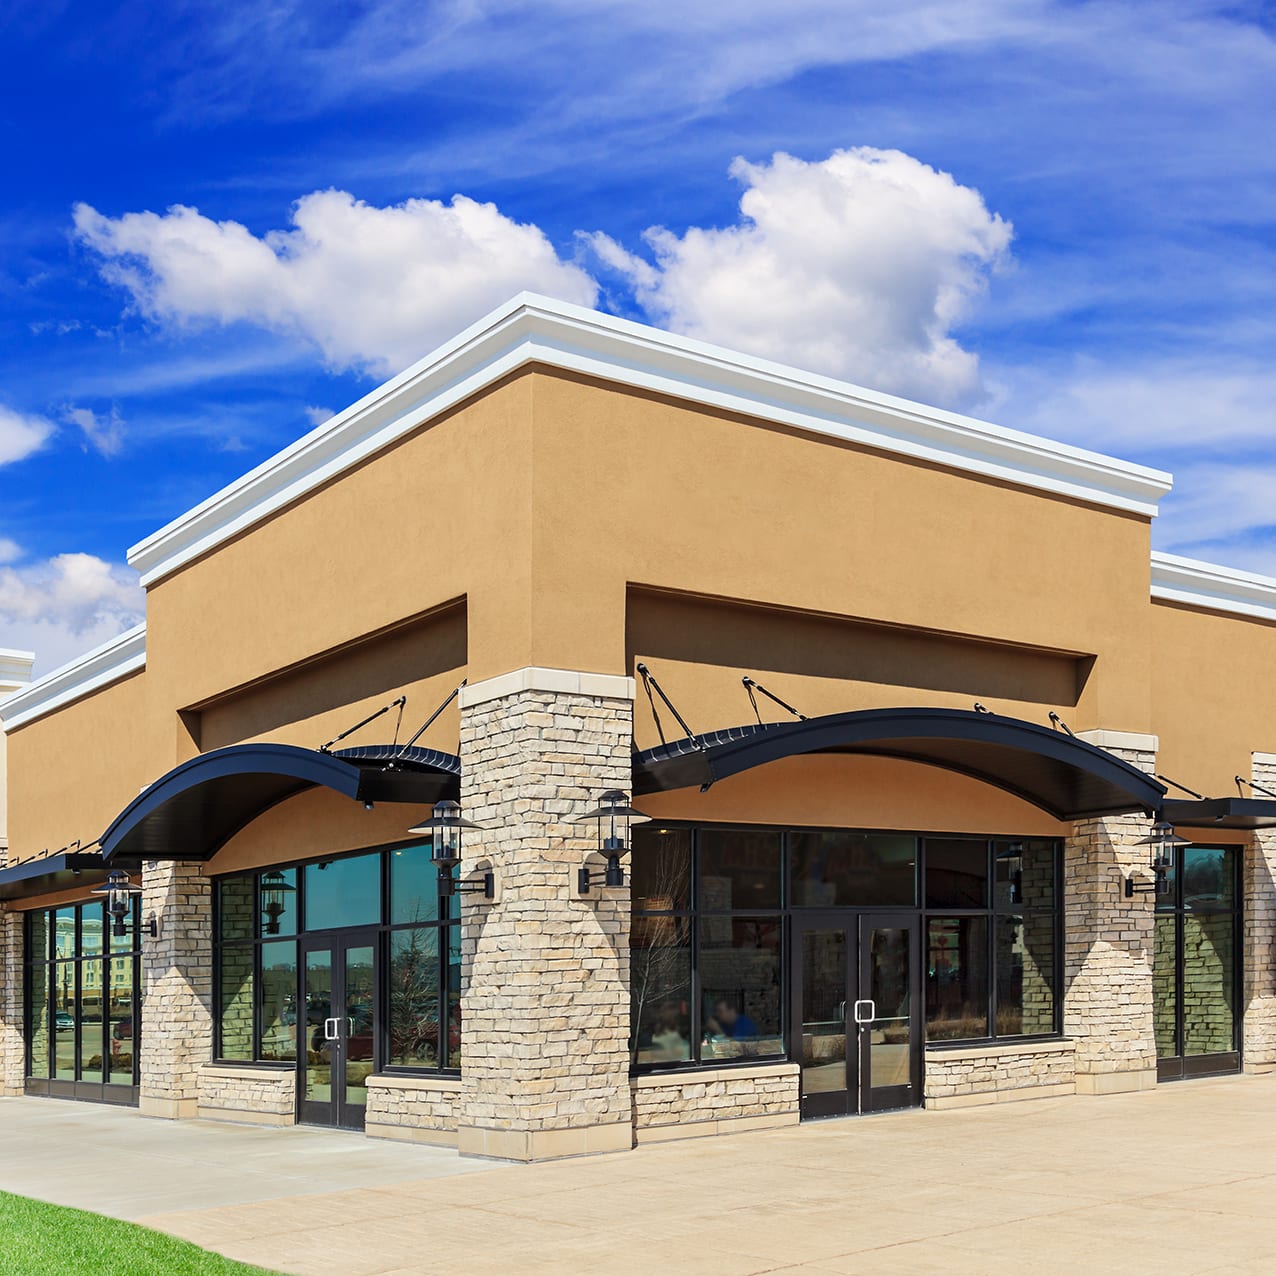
top-left (0, 539), bottom-right (21, 565)
top-left (0, 553), bottom-right (145, 677)
top-left (0, 405), bottom-right (53, 465)
top-left (64, 404), bottom-right (125, 457)
top-left (304, 405), bottom-right (335, 426)
top-left (73, 190), bottom-right (599, 377)
top-left (590, 148), bottom-right (1012, 404)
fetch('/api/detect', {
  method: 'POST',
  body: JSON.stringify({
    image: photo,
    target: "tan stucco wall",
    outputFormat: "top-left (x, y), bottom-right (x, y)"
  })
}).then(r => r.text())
top-left (7, 364), bottom-right (1276, 862)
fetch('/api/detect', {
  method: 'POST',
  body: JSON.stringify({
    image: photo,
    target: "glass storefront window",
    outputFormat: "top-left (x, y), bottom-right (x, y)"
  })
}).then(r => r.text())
top-left (304, 853), bottom-right (381, 931)
top-left (259, 868), bottom-right (298, 937)
top-left (27, 960), bottom-right (50, 1076)
top-left (698, 830), bottom-right (781, 910)
top-left (218, 944), bottom-right (255, 1061)
top-left (994, 915), bottom-right (1055, 1036)
top-left (925, 839), bottom-right (988, 908)
top-left (219, 875), bottom-right (255, 943)
top-left (630, 827), bottom-right (691, 912)
top-left (699, 917), bottom-right (784, 1061)
top-left (107, 957), bottom-right (136, 1081)
top-left (790, 831), bottom-right (917, 907)
top-left (926, 916), bottom-right (989, 1040)
top-left (630, 920), bottom-right (693, 1067)
top-left (388, 928), bottom-right (440, 1067)
top-left (390, 844), bottom-right (439, 925)
top-left (258, 940), bottom-right (298, 1062)
top-left (1182, 847), bottom-right (1235, 911)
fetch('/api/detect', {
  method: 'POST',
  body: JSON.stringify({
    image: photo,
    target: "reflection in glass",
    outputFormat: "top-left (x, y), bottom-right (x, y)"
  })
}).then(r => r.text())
top-left (926, 916), bottom-right (988, 1039)
top-left (259, 940), bottom-right (298, 1062)
top-left (219, 876), bottom-right (255, 943)
top-left (791, 832), bottom-right (916, 907)
top-left (700, 917), bottom-right (783, 1060)
top-left (27, 911), bottom-right (49, 963)
top-left (107, 956), bottom-right (135, 1080)
top-left (53, 962), bottom-right (75, 1078)
top-left (390, 844), bottom-right (439, 925)
top-left (27, 961), bottom-right (50, 1076)
top-left (800, 929), bottom-right (847, 1094)
top-left (303, 949), bottom-right (334, 1105)
top-left (344, 945), bottom-right (375, 1109)
top-left (388, 928), bottom-right (440, 1067)
top-left (630, 919), bottom-right (692, 1066)
top-left (80, 907), bottom-right (104, 958)
top-left (259, 868), bottom-right (298, 937)
top-left (1182, 913), bottom-right (1236, 1056)
top-left (53, 907), bottom-right (76, 961)
top-left (446, 926), bottom-right (463, 1069)
top-left (79, 961), bottom-right (104, 1082)
top-left (218, 944), bottom-right (255, 1061)
top-left (995, 915), bottom-right (1055, 1035)
top-left (630, 826), bottom-right (691, 912)
top-left (867, 926), bottom-right (911, 1091)
top-left (993, 840), bottom-right (1055, 911)
top-left (698, 830), bottom-right (781, 910)
top-left (1153, 914), bottom-right (1177, 1058)
top-left (304, 852), bottom-right (381, 931)
top-left (1182, 847), bottom-right (1236, 911)
top-left (925, 840), bottom-right (989, 908)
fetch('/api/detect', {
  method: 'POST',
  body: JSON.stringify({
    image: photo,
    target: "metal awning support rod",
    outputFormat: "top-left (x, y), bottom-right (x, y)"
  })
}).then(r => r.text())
top-left (636, 663), bottom-right (701, 748)
top-left (319, 696), bottom-right (406, 753)
top-left (395, 681), bottom-right (467, 759)
top-left (1157, 774), bottom-right (1206, 801)
top-left (742, 676), bottom-right (807, 725)
top-left (1236, 775), bottom-right (1276, 801)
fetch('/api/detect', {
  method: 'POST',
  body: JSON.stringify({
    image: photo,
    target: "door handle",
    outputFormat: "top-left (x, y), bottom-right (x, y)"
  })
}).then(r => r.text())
top-left (347, 1017), bottom-right (355, 1037)
top-left (853, 999), bottom-right (876, 1025)
top-left (323, 1016), bottom-right (340, 1042)
top-left (837, 1000), bottom-right (846, 1024)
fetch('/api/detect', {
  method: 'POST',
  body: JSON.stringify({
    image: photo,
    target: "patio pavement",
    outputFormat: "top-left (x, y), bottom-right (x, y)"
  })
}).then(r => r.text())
top-left (5, 1075), bottom-right (1276, 1274)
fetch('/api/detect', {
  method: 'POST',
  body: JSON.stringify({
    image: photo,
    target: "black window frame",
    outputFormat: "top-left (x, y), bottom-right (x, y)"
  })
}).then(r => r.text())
top-left (211, 837), bottom-right (462, 1077)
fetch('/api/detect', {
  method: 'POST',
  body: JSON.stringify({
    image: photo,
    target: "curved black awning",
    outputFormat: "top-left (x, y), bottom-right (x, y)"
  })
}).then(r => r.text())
top-left (633, 708), bottom-right (1165, 821)
top-left (1162, 797), bottom-right (1276, 831)
top-left (0, 852), bottom-right (136, 902)
top-left (100, 742), bottom-right (460, 863)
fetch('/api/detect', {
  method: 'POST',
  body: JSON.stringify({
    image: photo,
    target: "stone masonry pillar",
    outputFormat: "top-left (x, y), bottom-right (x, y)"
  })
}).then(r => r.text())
top-left (0, 903), bottom-right (23, 1096)
top-left (456, 668), bottom-right (634, 1161)
top-left (139, 860), bottom-right (212, 1118)
top-left (1243, 752), bottom-right (1276, 1072)
top-left (1064, 732), bottom-right (1160, 1095)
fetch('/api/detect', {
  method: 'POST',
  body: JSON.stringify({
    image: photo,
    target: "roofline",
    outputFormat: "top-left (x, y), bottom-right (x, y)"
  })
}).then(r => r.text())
top-left (0, 647), bottom-right (34, 693)
top-left (0, 624), bottom-right (146, 732)
top-left (126, 293), bottom-right (1174, 588)
top-left (1150, 551), bottom-right (1276, 624)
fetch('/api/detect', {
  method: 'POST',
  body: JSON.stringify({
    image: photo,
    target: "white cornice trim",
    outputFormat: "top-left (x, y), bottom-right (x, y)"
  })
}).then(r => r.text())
top-left (127, 294), bottom-right (1173, 587)
top-left (1150, 551), bottom-right (1276, 623)
top-left (459, 666), bottom-right (636, 709)
top-left (0, 624), bottom-right (146, 732)
top-left (0, 647), bottom-right (34, 694)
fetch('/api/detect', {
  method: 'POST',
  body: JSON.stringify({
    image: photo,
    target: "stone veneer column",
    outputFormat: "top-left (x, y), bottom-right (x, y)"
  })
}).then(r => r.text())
top-left (139, 860), bottom-right (213, 1118)
top-left (1064, 732), bottom-right (1159, 1094)
top-left (1243, 752), bottom-right (1276, 1072)
top-left (0, 899), bottom-right (23, 1097)
top-left (456, 667), bottom-right (634, 1161)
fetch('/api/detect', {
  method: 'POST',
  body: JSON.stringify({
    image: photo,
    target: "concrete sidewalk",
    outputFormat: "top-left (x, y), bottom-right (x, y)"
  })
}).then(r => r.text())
top-left (7, 1076), bottom-right (1276, 1274)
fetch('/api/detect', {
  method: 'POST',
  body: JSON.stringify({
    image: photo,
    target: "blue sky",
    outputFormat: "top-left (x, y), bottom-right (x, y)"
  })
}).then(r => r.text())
top-left (2, 0), bottom-right (1276, 672)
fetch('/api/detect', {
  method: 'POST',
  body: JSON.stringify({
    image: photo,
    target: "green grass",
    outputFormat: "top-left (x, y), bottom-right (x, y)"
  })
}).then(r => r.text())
top-left (0, 1192), bottom-right (284, 1276)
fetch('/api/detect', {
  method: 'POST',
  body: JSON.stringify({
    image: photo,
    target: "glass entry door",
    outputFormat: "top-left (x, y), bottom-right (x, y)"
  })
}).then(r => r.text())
top-left (298, 931), bottom-right (377, 1129)
top-left (792, 912), bottom-right (921, 1118)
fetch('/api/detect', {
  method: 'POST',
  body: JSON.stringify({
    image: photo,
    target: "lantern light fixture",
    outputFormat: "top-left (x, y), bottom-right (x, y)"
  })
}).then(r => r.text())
top-left (90, 869), bottom-right (154, 938)
top-left (407, 800), bottom-right (493, 900)
top-left (576, 789), bottom-right (650, 894)
top-left (260, 870), bottom-right (297, 936)
top-left (1125, 820), bottom-right (1189, 898)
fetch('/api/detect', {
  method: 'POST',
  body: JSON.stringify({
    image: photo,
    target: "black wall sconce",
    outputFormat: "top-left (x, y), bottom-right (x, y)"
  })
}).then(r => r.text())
top-left (576, 790), bottom-right (649, 894)
top-left (408, 799), bottom-right (493, 900)
top-left (1125, 821), bottom-right (1187, 898)
top-left (91, 869), bottom-right (158, 938)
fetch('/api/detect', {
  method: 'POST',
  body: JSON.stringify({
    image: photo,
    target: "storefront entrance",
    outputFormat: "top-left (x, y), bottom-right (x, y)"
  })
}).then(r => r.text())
top-left (792, 912), bottom-right (922, 1118)
top-left (298, 931), bottom-right (378, 1129)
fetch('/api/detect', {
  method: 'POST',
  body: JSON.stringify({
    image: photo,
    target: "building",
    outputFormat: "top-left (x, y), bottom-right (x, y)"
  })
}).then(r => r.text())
top-left (0, 294), bottom-right (1273, 1158)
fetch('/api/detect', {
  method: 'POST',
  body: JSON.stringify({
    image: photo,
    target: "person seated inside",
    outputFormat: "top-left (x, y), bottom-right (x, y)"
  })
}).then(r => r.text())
top-left (647, 1000), bottom-right (691, 1062)
top-left (704, 999), bottom-right (758, 1040)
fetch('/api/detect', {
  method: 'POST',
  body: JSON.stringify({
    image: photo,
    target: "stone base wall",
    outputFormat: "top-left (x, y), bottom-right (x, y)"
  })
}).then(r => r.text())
top-left (924, 1041), bottom-right (1077, 1110)
top-left (197, 1064), bottom-right (295, 1126)
top-left (0, 909), bottom-right (22, 1097)
top-left (1244, 754), bottom-right (1276, 1072)
top-left (631, 1063), bottom-right (800, 1143)
top-left (366, 1074), bottom-right (461, 1146)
